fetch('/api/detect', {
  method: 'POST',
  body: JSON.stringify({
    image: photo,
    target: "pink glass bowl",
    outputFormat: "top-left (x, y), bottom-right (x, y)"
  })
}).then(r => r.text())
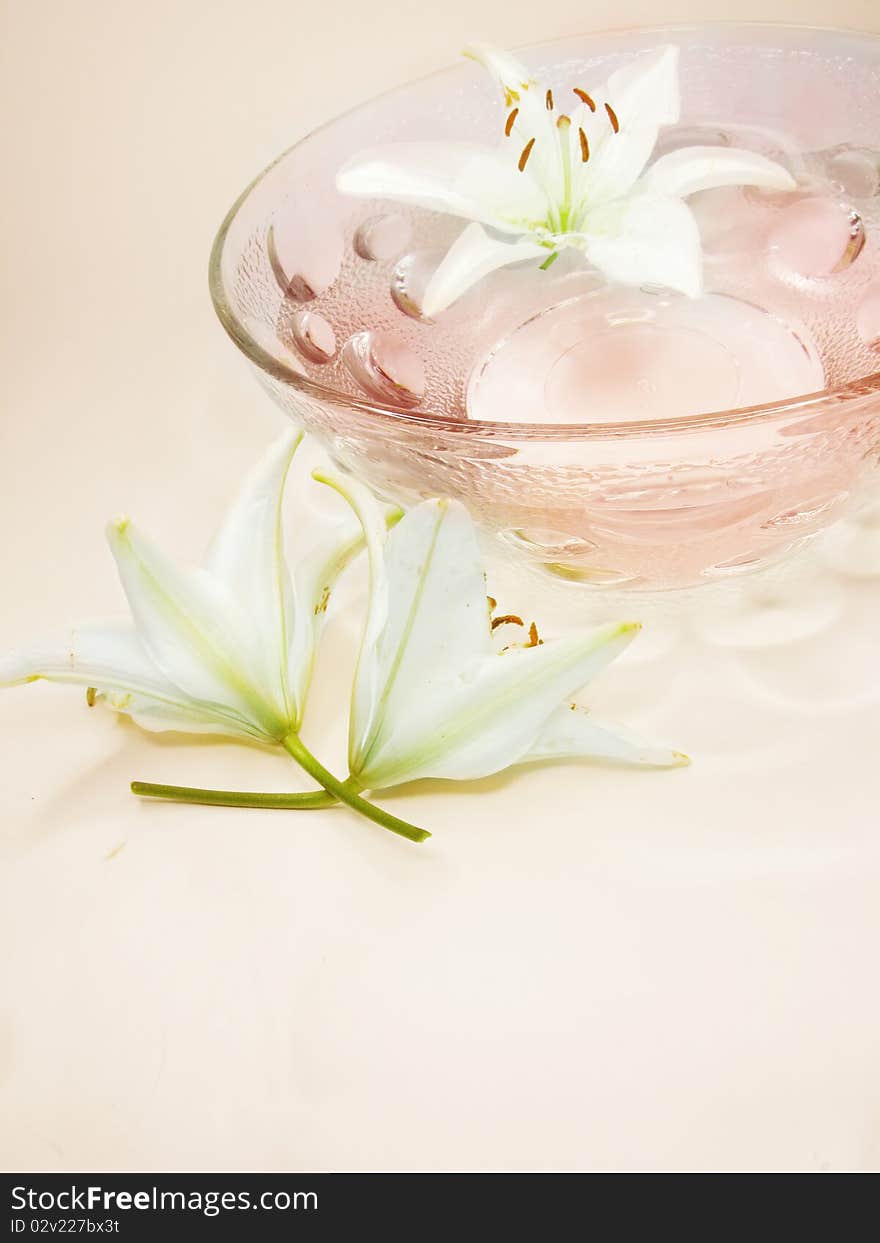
top-left (210, 23), bottom-right (880, 590)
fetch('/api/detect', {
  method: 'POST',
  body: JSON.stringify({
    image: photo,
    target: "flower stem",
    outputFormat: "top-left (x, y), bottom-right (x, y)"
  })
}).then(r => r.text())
top-left (130, 781), bottom-right (337, 810)
top-left (540, 250), bottom-right (559, 270)
top-left (281, 733), bottom-right (431, 844)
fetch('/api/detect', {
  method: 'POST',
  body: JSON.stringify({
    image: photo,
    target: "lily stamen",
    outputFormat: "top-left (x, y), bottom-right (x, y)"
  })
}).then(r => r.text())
top-left (518, 137), bottom-right (535, 171)
top-left (578, 126), bottom-right (590, 162)
top-left (504, 107), bottom-right (519, 136)
top-left (491, 613), bottom-right (524, 630)
top-left (573, 87), bottom-right (596, 111)
top-left (604, 101), bottom-right (620, 133)
top-left (545, 88), bottom-right (554, 110)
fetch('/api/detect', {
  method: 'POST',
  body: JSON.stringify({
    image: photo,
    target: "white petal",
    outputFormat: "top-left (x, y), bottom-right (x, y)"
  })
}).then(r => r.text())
top-left (312, 470), bottom-right (394, 760)
top-left (98, 689), bottom-right (261, 738)
top-left (643, 145), bottom-right (796, 200)
top-left (464, 44), bottom-right (538, 100)
top-left (205, 429), bottom-right (301, 718)
top-left (107, 519), bottom-right (288, 740)
top-left (0, 622), bottom-right (259, 737)
top-left (360, 622), bottom-right (641, 789)
top-left (287, 504), bottom-right (402, 727)
top-left (585, 193), bottom-right (703, 298)
top-left (314, 484), bottom-right (494, 781)
top-left (0, 622), bottom-right (181, 697)
top-left (524, 704), bottom-right (689, 768)
top-left (572, 45), bottom-right (680, 206)
top-left (602, 45), bottom-right (681, 130)
top-left (337, 142), bottom-right (546, 233)
top-left (421, 222), bottom-right (549, 316)
top-left (464, 44), bottom-right (564, 203)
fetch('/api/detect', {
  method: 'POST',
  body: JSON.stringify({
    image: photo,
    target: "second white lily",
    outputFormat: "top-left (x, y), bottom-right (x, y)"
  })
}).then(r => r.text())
top-left (317, 470), bottom-right (686, 790)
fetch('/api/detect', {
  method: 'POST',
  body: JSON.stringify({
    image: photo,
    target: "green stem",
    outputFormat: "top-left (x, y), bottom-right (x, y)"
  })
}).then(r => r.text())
top-left (281, 733), bottom-right (430, 844)
top-left (131, 781), bottom-right (337, 810)
top-left (539, 250), bottom-right (559, 270)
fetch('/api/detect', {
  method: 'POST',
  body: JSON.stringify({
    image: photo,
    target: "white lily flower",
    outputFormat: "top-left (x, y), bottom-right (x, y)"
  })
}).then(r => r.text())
top-left (0, 431), bottom-right (375, 744)
top-left (316, 469), bottom-right (687, 789)
top-left (337, 43), bottom-right (796, 313)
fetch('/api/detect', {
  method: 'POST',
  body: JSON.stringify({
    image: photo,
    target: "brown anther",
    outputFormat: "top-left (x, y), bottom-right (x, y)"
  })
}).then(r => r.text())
top-left (487, 595), bottom-right (498, 611)
top-left (545, 88), bottom-right (554, 110)
top-left (573, 88), bottom-right (596, 112)
top-left (604, 101), bottom-right (620, 133)
top-left (491, 613), bottom-right (524, 630)
top-left (504, 107), bottom-right (519, 137)
top-left (518, 137), bottom-right (536, 172)
top-left (525, 621), bottom-right (541, 648)
top-left (578, 126), bottom-right (590, 162)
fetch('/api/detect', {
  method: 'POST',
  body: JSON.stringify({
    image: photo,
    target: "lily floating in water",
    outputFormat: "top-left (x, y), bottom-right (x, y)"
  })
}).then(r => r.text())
top-left (337, 44), bottom-right (795, 313)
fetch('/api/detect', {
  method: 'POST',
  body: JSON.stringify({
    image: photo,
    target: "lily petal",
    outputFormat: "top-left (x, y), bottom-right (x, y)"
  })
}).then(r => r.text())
top-left (359, 621), bottom-right (641, 788)
top-left (585, 192), bottom-right (703, 298)
top-left (315, 486), bottom-right (494, 778)
top-left (602, 44), bottom-right (681, 131)
top-left (464, 44), bottom-right (564, 201)
top-left (107, 518), bottom-right (288, 739)
top-left (571, 45), bottom-right (681, 205)
top-left (205, 430), bottom-right (301, 719)
top-left (0, 621), bottom-right (186, 700)
top-left (97, 689), bottom-right (261, 738)
top-left (421, 222), bottom-right (550, 317)
top-left (643, 144), bottom-right (796, 199)
top-left (525, 704), bottom-right (689, 768)
top-left (337, 142), bottom-right (547, 233)
top-left (287, 504), bottom-right (402, 728)
top-left (312, 469), bottom-right (394, 764)
top-left (0, 621), bottom-right (258, 736)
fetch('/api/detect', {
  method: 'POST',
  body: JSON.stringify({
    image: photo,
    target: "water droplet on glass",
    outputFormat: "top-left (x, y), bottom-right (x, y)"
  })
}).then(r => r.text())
top-left (652, 125), bottom-right (730, 158)
top-left (542, 563), bottom-right (640, 587)
top-left (390, 250), bottom-right (446, 320)
top-left (856, 283), bottom-right (880, 350)
top-left (827, 147), bottom-right (880, 198)
top-left (342, 330), bottom-right (425, 407)
top-left (767, 197), bottom-right (864, 278)
top-left (353, 213), bottom-right (411, 261)
top-left (289, 311), bottom-right (336, 363)
top-left (500, 528), bottom-right (598, 559)
top-left (267, 216), bottom-right (342, 302)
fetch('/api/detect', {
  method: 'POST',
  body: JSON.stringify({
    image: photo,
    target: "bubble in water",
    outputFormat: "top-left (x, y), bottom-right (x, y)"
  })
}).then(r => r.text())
top-left (390, 250), bottom-right (447, 320)
top-left (342, 330), bottom-right (425, 407)
top-left (653, 125), bottom-right (730, 158)
top-left (856, 284), bottom-right (880, 350)
top-left (267, 216), bottom-right (342, 302)
top-left (499, 528), bottom-right (598, 559)
top-left (767, 197), bottom-right (865, 278)
top-left (289, 310), bottom-right (336, 364)
top-left (827, 147), bottom-right (880, 199)
top-left (353, 214), bottom-right (411, 261)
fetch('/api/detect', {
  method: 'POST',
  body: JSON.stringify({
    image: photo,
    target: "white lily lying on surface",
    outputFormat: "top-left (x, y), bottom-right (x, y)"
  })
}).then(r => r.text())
top-left (337, 43), bottom-right (796, 313)
top-left (0, 431), bottom-right (353, 744)
top-left (317, 470), bottom-right (686, 790)
top-left (0, 432), bottom-right (432, 843)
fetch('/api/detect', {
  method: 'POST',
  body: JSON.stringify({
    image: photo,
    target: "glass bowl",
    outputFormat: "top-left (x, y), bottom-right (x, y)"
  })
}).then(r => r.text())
top-left (210, 22), bottom-right (880, 591)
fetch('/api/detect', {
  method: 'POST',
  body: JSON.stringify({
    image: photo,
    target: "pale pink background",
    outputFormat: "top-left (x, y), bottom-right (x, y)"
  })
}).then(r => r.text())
top-left (2, 2), bottom-right (880, 1172)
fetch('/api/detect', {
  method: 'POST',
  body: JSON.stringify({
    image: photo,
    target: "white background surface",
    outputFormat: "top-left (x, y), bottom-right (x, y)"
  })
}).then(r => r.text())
top-left (2, 0), bottom-right (879, 1172)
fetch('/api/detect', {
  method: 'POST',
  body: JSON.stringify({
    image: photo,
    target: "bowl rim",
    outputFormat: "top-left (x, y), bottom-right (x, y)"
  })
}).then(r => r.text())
top-left (209, 20), bottom-right (880, 441)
